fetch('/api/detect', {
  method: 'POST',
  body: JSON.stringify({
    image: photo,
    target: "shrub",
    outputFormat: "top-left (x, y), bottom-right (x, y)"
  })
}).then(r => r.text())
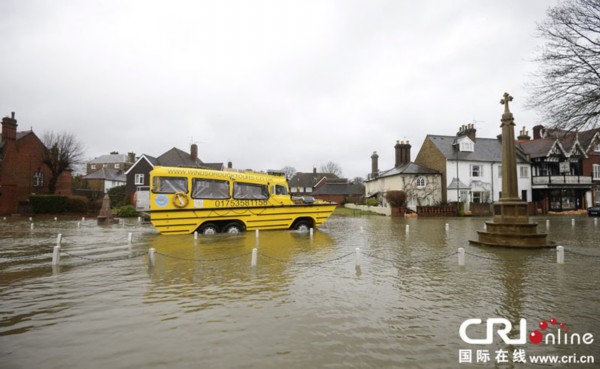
top-left (365, 198), bottom-right (380, 206)
top-left (385, 190), bottom-right (407, 207)
top-left (66, 196), bottom-right (90, 213)
top-left (117, 205), bottom-right (138, 217)
top-left (30, 195), bottom-right (68, 214)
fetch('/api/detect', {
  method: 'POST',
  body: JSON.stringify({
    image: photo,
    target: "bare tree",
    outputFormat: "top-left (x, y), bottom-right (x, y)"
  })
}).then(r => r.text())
top-left (281, 166), bottom-right (297, 180)
top-left (526, 0), bottom-right (600, 131)
top-left (319, 161), bottom-right (343, 177)
top-left (42, 131), bottom-right (84, 194)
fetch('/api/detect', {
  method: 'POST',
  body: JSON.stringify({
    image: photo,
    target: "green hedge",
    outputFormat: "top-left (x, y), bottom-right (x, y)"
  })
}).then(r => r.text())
top-left (30, 195), bottom-right (90, 214)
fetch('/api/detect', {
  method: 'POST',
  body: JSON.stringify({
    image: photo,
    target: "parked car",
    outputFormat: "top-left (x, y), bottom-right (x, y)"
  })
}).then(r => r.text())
top-left (588, 205), bottom-right (600, 216)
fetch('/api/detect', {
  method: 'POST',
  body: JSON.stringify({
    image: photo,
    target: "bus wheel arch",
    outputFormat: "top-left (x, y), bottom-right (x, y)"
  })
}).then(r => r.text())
top-left (291, 218), bottom-right (313, 232)
top-left (223, 222), bottom-right (245, 234)
top-left (198, 222), bottom-right (219, 235)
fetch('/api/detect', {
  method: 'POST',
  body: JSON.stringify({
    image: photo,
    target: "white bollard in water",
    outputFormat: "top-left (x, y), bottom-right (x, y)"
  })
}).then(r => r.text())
top-left (557, 246), bottom-right (564, 264)
top-left (137, 216), bottom-right (142, 222)
top-left (595, 218), bottom-right (598, 226)
top-left (251, 248), bottom-right (258, 267)
top-left (77, 221), bottom-right (81, 229)
top-left (546, 219), bottom-right (550, 228)
top-left (29, 217), bottom-right (33, 222)
top-left (355, 247), bottom-right (361, 267)
top-left (54, 217), bottom-right (57, 221)
top-left (458, 247), bottom-right (465, 266)
top-left (148, 248), bottom-right (156, 267)
top-left (52, 245), bottom-right (61, 266)
top-left (194, 231), bottom-right (198, 240)
top-left (30, 223), bottom-right (34, 230)
top-left (445, 223), bottom-right (449, 231)
top-left (56, 233), bottom-right (62, 246)
top-left (309, 228), bottom-right (314, 238)
top-left (255, 229), bottom-right (259, 239)
top-left (128, 232), bottom-right (133, 244)
top-left (405, 224), bottom-right (409, 233)
top-left (82, 217), bottom-right (85, 222)
top-left (571, 218), bottom-right (575, 227)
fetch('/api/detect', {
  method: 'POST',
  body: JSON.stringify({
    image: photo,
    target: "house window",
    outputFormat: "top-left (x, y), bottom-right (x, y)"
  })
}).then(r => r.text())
top-left (593, 164), bottom-right (600, 180)
top-left (115, 163), bottom-right (120, 169)
top-left (519, 166), bottom-right (529, 178)
top-left (134, 173), bottom-right (145, 185)
top-left (416, 177), bottom-right (426, 188)
top-left (471, 164), bottom-right (482, 177)
top-left (91, 164), bottom-right (96, 170)
top-left (594, 143), bottom-right (600, 152)
top-left (33, 171), bottom-right (44, 187)
top-left (460, 141), bottom-right (474, 152)
top-left (472, 191), bottom-right (483, 203)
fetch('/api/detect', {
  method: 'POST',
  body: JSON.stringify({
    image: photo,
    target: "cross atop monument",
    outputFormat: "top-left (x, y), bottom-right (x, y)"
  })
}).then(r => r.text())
top-left (500, 92), bottom-right (513, 113)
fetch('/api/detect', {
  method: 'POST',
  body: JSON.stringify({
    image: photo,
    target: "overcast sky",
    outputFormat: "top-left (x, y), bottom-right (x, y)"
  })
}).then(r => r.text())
top-left (1, 0), bottom-right (556, 179)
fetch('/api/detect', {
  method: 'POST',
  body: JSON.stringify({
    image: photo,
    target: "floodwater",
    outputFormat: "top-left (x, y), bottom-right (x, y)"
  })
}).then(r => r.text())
top-left (1, 214), bottom-right (599, 369)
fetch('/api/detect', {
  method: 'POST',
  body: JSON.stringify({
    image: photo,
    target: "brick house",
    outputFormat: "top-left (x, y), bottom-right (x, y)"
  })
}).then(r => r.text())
top-left (0, 112), bottom-right (72, 215)
top-left (125, 144), bottom-right (223, 202)
top-left (288, 169), bottom-right (339, 196)
top-left (86, 151), bottom-right (136, 174)
top-left (312, 178), bottom-right (364, 205)
top-left (82, 151), bottom-right (135, 192)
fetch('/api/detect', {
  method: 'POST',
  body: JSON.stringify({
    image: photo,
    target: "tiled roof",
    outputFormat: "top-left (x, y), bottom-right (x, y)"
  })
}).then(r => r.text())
top-left (374, 162), bottom-right (440, 179)
top-left (89, 153), bottom-right (130, 164)
top-left (289, 172), bottom-right (339, 188)
top-left (425, 135), bottom-right (528, 163)
top-left (83, 167), bottom-right (125, 181)
top-left (313, 182), bottom-right (365, 196)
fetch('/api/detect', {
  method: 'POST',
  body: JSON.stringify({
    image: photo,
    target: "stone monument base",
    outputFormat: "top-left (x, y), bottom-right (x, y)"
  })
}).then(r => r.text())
top-left (470, 200), bottom-right (554, 248)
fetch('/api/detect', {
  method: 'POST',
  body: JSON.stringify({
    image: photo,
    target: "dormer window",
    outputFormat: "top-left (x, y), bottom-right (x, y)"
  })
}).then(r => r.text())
top-left (457, 136), bottom-right (474, 152)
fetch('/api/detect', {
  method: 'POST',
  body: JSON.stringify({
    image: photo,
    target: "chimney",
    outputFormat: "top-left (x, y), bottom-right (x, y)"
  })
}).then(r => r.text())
top-left (456, 123), bottom-right (477, 142)
top-left (190, 144), bottom-right (198, 161)
top-left (371, 151), bottom-right (379, 177)
top-left (394, 140), bottom-right (411, 167)
top-left (1, 112), bottom-right (17, 142)
top-left (517, 126), bottom-right (531, 141)
top-left (532, 125), bottom-right (544, 139)
top-left (227, 161), bottom-right (232, 169)
top-left (128, 152), bottom-right (136, 163)
top-left (313, 167), bottom-right (317, 174)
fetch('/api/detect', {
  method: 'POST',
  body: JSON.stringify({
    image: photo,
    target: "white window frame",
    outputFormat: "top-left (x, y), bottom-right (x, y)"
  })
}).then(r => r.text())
top-left (114, 163), bottom-right (120, 169)
top-left (91, 164), bottom-right (96, 170)
top-left (593, 164), bottom-right (600, 180)
top-left (134, 173), bottom-right (145, 185)
top-left (594, 143), bottom-right (600, 152)
top-left (416, 177), bottom-right (426, 188)
top-left (33, 171), bottom-right (44, 187)
top-left (471, 164), bottom-right (482, 177)
top-left (519, 166), bottom-right (529, 178)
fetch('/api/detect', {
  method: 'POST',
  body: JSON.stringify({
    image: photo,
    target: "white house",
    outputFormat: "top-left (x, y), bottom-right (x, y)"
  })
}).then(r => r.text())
top-left (415, 124), bottom-right (532, 210)
top-left (365, 140), bottom-right (442, 210)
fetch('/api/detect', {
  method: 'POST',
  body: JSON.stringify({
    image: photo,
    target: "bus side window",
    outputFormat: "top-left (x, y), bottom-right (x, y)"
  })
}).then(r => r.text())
top-left (152, 176), bottom-right (188, 194)
top-left (275, 185), bottom-right (288, 195)
top-left (192, 178), bottom-right (230, 199)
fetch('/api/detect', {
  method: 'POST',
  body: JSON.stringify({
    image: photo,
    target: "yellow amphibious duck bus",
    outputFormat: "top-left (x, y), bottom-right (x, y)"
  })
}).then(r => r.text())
top-left (147, 166), bottom-right (337, 235)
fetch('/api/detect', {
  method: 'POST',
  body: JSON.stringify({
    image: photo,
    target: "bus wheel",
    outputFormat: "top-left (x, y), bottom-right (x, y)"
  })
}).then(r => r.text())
top-left (223, 222), bottom-right (244, 234)
top-left (293, 220), bottom-right (311, 233)
top-left (199, 223), bottom-right (219, 235)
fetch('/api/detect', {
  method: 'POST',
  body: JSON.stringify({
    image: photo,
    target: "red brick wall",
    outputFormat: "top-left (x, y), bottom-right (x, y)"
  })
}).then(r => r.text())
top-left (0, 131), bottom-right (72, 215)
